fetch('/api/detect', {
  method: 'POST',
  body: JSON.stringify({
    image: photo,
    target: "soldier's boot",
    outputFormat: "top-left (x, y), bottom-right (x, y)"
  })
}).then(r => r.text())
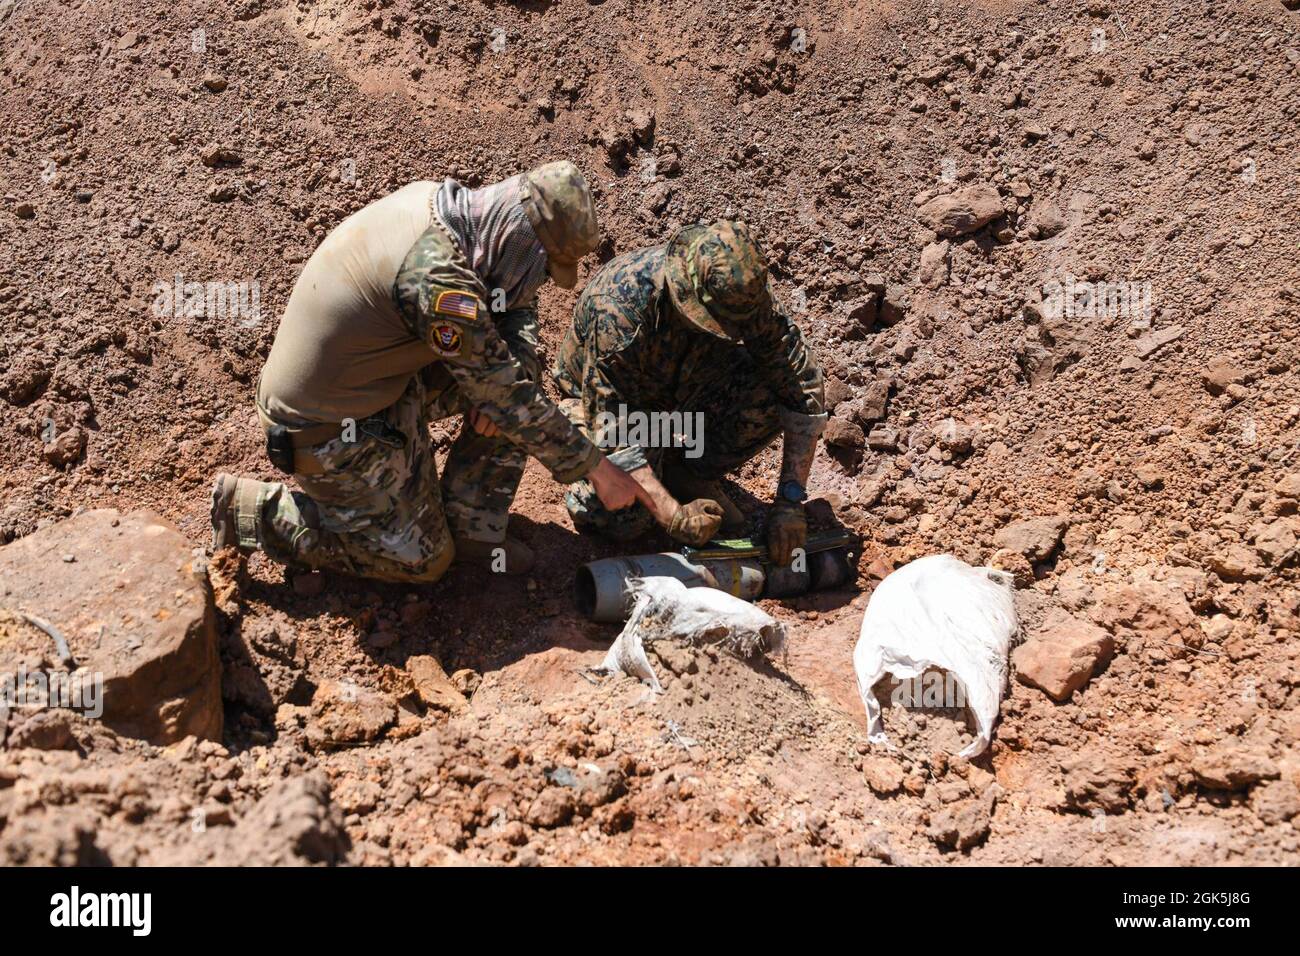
top-left (210, 473), bottom-right (262, 553)
top-left (452, 535), bottom-right (536, 576)
top-left (661, 461), bottom-right (747, 535)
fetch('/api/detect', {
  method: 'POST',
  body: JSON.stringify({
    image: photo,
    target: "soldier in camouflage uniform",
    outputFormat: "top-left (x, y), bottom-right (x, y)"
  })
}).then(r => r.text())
top-left (210, 161), bottom-right (651, 583)
top-left (553, 220), bottom-right (827, 565)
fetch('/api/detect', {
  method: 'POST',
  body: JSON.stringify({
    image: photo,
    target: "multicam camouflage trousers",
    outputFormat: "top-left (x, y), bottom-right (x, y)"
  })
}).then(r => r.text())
top-left (244, 313), bottom-right (540, 583)
top-left (560, 355), bottom-right (784, 542)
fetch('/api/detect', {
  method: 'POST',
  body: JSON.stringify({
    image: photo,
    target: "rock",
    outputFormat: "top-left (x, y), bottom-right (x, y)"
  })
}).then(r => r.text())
top-left (1133, 325), bottom-right (1185, 359)
top-left (993, 515), bottom-right (1070, 562)
top-left (1252, 518), bottom-right (1296, 565)
top-left (927, 798), bottom-right (990, 850)
top-left (1013, 611), bottom-right (1114, 702)
top-left (989, 548), bottom-right (1034, 587)
top-left (879, 286), bottom-right (910, 325)
top-left (0, 355), bottom-right (50, 404)
top-left (625, 107), bottom-right (655, 145)
top-left (406, 655), bottom-right (467, 713)
top-left (1201, 357), bottom-right (1245, 394)
top-left (1205, 545), bottom-right (1267, 582)
top-left (867, 424), bottom-right (899, 452)
top-left (41, 426), bottom-right (87, 468)
top-left (1251, 779), bottom-right (1300, 824)
top-left (916, 183), bottom-right (1004, 237)
top-left (6, 709), bottom-right (77, 750)
top-left (597, 125), bottom-right (632, 165)
top-left (207, 181), bottom-right (238, 202)
top-left (1062, 753), bottom-right (1134, 813)
top-left (1025, 201), bottom-right (1066, 239)
top-left (642, 181), bottom-right (673, 215)
top-left (0, 813), bottom-right (110, 866)
top-left (526, 787), bottom-right (577, 828)
top-left (1133, 461), bottom-right (1165, 490)
top-left (1276, 473), bottom-right (1300, 500)
top-left (0, 510), bottom-right (222, 743)
top-left (862, 754), bottom-right (904, 794)
top-left (199, 143), bottom-right (241, 168)
top-left (224, 772), bottom-right (350, 865)
top-left (451, 668), bottom-right (481, 697)
top-left (824, 377), bottom-right (853, 409)
top-left (14, 201), bottom-right (36, 220)
top-left (306, 680), bottom-right (396, 748)
top-left (1192, 746), bottom-right (1279, 791)
top-left (201, 72), bottom-right (228, 92)
top-left (860, 380), bottom-right (890, 422)
top-left (824, 416), bottom-right (865, 449)
top-left (933, 417), bottom-right (974, 455)
top-left (918, 240), bottom-right (950, 288)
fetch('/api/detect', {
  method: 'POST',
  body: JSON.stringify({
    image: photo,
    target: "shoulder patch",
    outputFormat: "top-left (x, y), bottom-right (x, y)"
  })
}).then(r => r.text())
top-left (434, 290), bottom-right (480, 322)
top-left (430, 322), bottom-right (464, 358)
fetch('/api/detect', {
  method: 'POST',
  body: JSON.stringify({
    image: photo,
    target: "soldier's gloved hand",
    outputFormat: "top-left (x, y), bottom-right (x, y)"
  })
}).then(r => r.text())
top-left (767, 499), bottom-right (807, 567)
top-left (667, 499), bottom-right (724, 547)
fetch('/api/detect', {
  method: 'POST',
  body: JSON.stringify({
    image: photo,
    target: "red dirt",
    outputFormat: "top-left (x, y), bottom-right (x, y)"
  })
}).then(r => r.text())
top-left (1, 0), bottom-right (1299, 865)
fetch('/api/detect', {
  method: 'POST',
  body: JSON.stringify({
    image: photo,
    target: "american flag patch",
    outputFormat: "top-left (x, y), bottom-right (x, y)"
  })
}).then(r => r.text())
top-left (434, 290), bottom-right (479, 321)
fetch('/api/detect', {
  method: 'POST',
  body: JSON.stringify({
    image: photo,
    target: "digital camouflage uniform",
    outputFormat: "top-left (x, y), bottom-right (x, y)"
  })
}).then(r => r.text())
top-left (232, 166), bottom-right (601, 583)
top-left (553, 223), bottom-right (825, 541)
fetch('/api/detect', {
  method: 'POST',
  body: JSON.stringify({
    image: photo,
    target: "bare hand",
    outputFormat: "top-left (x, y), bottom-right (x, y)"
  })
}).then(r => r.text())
top-left (588, 456), bottom-right (653, 512)
top-left (467, 405), bottom-right (498, 437)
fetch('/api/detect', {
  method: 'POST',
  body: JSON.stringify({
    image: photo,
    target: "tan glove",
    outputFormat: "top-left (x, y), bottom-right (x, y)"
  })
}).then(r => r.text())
top-left (667, 498), bottom-right (724, 546)
top-left (767, 499), bottom-right (807, 566)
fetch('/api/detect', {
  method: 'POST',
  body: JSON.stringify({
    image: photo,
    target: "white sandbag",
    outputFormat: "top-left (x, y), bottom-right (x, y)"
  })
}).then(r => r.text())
top-left (599, 577), bottom-right (787, 692)
top-left (853, 554), bottom-right (1018, 759)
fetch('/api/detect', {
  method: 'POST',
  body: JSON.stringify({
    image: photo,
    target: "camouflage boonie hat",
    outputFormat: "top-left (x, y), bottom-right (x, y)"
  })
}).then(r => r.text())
top-left (663, 219), bottom-right (771, 342)
top-left (519, 161), bottom-right (599, 289)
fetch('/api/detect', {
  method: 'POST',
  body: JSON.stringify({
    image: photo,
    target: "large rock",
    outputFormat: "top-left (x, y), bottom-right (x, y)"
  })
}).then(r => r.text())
top-left (1205, 544), bottom-right (1267, 582)
top-left (406, 655), bottom-right (467, 713)
top-left (0, 509), bottom-right (221, 744)
top-left (862, 754), bottom-right (904, 795)
top-left (927, 798), bottom-right (991, 851)
top-left (1013, 611), bottom-right (1114, 702)
top-left (306, 679), bottom-right (396, 749)
top-left (916, 184), bottom-right (1004, 237)
top-left (993, 515), bottom-right (1070, 562)
top-left (824, 416), bottom-right (866, 449)
top-left (1192, 746), bottom-right (1279, 791)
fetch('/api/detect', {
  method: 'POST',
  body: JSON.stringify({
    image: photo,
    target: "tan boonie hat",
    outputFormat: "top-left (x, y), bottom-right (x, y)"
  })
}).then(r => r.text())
top-left (519, 160), bottom-right (599, 289)
top-left (663, 219), bottom-right (772, 342)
